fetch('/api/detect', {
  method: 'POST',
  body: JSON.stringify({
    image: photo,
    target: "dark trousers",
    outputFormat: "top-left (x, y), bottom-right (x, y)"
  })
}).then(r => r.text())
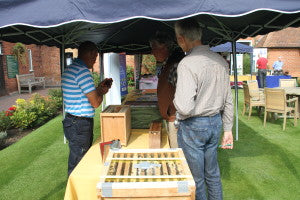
top-left (258, 69), bottom-right (267, 88)
top-left (63, 113), bottom-right (94, 176)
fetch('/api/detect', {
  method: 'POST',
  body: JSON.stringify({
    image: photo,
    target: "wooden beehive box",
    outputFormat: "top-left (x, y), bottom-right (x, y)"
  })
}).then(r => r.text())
top-left (100, 105), bottom-right (131, 146)
top-left (97, 148), bottom-right (195, 200)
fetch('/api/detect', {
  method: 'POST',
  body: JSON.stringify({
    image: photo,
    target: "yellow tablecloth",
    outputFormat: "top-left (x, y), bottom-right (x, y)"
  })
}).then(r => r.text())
top-left (64, 129), bottom-right (169, 200)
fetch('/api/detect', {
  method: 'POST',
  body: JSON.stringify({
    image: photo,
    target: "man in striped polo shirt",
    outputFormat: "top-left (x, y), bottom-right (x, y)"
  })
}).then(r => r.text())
top-left (62, 41), bottom-right (112, 176)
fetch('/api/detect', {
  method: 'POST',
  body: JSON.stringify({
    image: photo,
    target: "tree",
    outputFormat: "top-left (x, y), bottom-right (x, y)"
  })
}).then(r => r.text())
top-left (243, 53), bottom-right (251, 74)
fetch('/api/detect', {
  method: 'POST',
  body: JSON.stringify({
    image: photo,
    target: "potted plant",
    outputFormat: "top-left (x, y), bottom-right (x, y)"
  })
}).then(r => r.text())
top-left (12, 42), bottom-right (27, 65)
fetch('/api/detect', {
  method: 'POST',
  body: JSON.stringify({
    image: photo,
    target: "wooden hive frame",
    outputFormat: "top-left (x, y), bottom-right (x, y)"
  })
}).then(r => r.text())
top-left (149, 121), bottom-right (162, 149)
top-left (97, 148), bottom-right (195, 200)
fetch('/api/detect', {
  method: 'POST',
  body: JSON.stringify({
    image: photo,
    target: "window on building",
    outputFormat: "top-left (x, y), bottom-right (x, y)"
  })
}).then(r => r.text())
top-left (0, 42), bottom-right (2, 55)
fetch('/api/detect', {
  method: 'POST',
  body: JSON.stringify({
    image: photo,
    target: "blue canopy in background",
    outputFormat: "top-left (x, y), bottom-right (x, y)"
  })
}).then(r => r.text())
top-left (211, 42), bottom-right (253, 53)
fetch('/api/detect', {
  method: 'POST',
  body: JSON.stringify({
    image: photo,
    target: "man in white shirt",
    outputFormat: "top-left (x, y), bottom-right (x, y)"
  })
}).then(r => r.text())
top-left (174, 18), bottom-right (234, 200)
top-left (272, 56), bottom-right (284, 75)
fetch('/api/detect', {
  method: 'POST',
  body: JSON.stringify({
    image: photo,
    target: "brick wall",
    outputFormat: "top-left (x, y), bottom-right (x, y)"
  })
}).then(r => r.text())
top-left (268, 48), bottom-right (300, 77)
top-left (2, 42), bottom-right (18, 93)
top-left (1, 53), bottom-right (17, 93)
top-left (1, 41), bottom-right (61, 94)
top-left (39, 45), bottom-right (62, 86)
top-left (126, 55), bottom-right (134, 68)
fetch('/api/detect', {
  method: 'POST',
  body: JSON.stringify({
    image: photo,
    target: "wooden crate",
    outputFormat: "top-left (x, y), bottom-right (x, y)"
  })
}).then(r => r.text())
top-left (97, 148), bottom-right (195, 200)
top-left (100, 105), bottom-right (131, 146)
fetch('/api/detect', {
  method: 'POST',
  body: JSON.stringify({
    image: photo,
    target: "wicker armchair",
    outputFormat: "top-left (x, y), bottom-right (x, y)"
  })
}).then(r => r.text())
top-left (242, 83), bottom-right (265, 120)
top-left (279, 79), bottom-right (296, 88)
top-left (264, 88), bottom-right (298, 131)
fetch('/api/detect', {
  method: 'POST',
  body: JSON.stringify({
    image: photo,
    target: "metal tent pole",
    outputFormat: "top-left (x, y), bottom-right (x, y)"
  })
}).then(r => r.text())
top-left (134, 54), bottom-right (142, 89)
top-left (60, 40), bottom-right (67, 144)
top-left (250, 52), bottom-right (253, 80)
top-left (100, 53), bottom-right (106, 111)
top-left (231, 41), bottom-right (239, 141)
top-left (100, 53), bottom-right (104, 82)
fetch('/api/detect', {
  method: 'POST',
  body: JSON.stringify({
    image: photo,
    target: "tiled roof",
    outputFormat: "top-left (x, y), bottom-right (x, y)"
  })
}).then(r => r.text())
top-left (254, 27), bottom-right (300, 48)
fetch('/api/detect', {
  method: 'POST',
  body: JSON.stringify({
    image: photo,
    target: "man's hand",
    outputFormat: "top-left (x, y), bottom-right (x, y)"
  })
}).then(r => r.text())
top-left (98, 78), bottom-right (113, 95)
top-left (221, 131), bottom-right (233, 149)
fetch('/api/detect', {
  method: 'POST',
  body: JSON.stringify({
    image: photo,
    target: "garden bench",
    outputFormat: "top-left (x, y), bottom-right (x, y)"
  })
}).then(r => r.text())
top-left (16, 73), bottom-right (45, 94)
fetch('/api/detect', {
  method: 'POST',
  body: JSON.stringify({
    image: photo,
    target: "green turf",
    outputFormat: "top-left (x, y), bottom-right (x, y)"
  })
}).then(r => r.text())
top-left (0, 108), bottom-right (101, 200)
top-left (219, 90), bottom-right (300, 200)
top-left (0, 91), bottom-right (299, 200)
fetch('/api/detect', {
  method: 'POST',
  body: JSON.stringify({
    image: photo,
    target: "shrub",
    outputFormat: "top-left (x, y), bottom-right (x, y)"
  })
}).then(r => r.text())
top-left (0, 111), bottom-right (11, 132)
top-left (243, 53), bottom-right (251, 74)
top-left (10, 109), bottom-right (37, 130)
top-left (30, 94), bottom-right (58, 127)
top-left (126, 67), bottom-right (135, 87)
top-left (11, 98), bottom-right (37, 129)
top-left (48, 88), bottom-right (63, 109)
top-left (92, 72), bottom-right (100, 87)
top-left (142, 54), bottom-right (156, 75)
top-left (10, 94), bottom-right (60, 130)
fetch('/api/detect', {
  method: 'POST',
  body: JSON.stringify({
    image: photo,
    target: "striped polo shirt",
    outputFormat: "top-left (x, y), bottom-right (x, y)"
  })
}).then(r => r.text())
top-left (62, 58), bottom-right (96, 117)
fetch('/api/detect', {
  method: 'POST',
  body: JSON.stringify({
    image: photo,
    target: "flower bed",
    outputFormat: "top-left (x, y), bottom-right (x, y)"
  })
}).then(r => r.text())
top-left (0, 89), bottom-right (62, 150)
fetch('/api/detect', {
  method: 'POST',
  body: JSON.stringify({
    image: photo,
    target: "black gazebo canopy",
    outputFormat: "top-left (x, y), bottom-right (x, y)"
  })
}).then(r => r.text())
top-left (0, 0), bottom-right (299, 53)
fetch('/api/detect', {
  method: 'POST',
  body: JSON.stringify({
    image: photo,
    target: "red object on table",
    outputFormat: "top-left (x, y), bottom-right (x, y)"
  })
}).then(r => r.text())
top-left (99, 141), bottom-right (113, 158)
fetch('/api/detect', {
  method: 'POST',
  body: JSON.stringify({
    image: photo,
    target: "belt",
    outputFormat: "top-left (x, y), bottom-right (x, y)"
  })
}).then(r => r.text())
top-left (65, 113), bottom-right (93, 121)
top-left (189, 113), bottom-right (221, 119)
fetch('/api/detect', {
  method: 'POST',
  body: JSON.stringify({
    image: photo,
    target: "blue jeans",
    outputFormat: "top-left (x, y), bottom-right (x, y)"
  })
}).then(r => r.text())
top-left (178, 114), bottom-right (223, 200)
top-left (63, 113), bottom-right (94, 176)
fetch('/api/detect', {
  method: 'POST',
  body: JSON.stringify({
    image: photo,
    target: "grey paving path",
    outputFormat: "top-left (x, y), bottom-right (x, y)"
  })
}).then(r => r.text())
top-left (0, 88), bottom-right (55, 112)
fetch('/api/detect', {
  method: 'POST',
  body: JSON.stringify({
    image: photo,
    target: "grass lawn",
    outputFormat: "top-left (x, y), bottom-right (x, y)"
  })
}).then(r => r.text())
top-left (0, 109), bottom-right (101, 200)
top-left (0, 90), bottom-right (299, 200)
top-left (219, 90), bottom-right (300, 200)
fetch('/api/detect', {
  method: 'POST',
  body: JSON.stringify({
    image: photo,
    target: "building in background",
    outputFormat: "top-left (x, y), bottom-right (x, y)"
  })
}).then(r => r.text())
top-left (254, 27), bottom-right (300, 77)
top-left (0, 41), bottom-right (61, 96)
top-left (0, 43), bottom-right (103, 96)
